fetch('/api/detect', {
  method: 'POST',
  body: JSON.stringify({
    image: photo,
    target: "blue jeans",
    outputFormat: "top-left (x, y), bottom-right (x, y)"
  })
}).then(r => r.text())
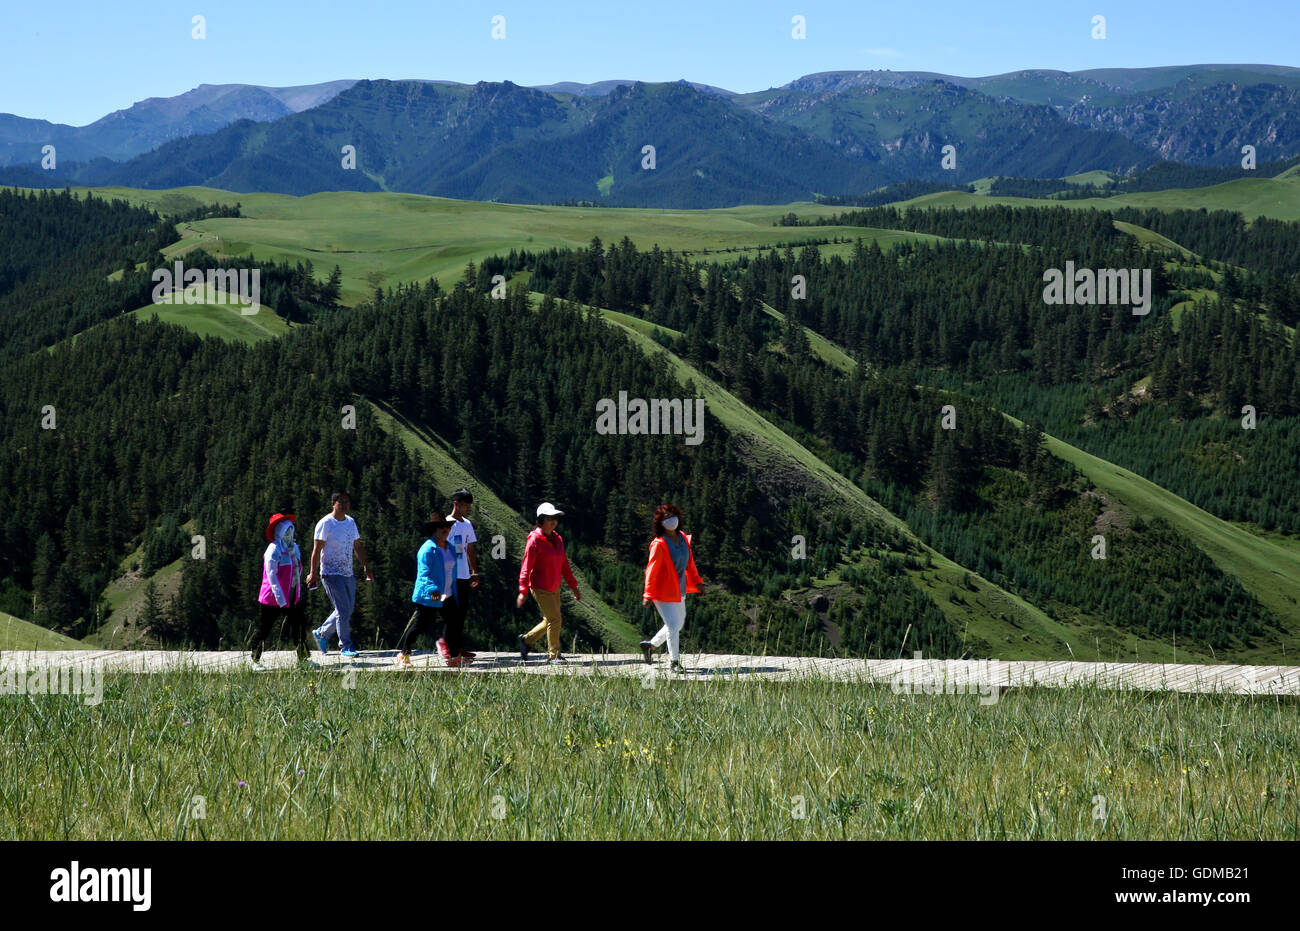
top-left (315, 574), bottom-right (357, 652)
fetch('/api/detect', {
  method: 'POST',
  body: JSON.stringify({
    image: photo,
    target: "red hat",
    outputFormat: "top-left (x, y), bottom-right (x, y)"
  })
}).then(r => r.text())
top-left (265, 513), bottom-right (296, 541)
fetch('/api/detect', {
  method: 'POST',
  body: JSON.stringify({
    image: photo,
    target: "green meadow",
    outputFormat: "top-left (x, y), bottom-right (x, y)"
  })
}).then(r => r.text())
top-left (0, 613), bottom-right (88, 651)
top-left (896, 174), bottom-right (1300, 222)
top-left (129, 293), bottom-right (291, 345)
top-left (1, 669), bottom-right (1295, 840)
top-left (48, 285), bottom-right (290, 352)
top-left (74, 186), bottom-right (884, 305)
top-left (60, 173), bottom-right (1300, 310)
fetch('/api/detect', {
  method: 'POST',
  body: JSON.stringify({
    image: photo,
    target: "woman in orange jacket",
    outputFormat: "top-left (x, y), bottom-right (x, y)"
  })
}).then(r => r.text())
top-left (640, 504), bottom-right (704, 672)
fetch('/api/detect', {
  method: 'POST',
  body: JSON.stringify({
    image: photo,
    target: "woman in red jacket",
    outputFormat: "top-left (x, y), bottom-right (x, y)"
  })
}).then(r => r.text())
top-left (641, 504), bottom-right (704, 672)
top-left (516, 502), bottom-right (582, 664)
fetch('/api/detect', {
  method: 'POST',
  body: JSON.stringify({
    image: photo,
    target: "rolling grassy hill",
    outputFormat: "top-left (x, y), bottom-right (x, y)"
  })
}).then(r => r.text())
top-left (44, 284), bottom-right (290, 352)
top-left (896, 174), bottom-right (1300, 221)
top-left (757, 301), bottom-right (858, 374)
top-left (1111, 220), bottom-right (1196, 257)
top-left (714, 290), bottom-right (1300, 663)
top-left (32, 175), bottom-right (1298, 319)
top-left (43, 174), bottom-right (1298, 318)
top-left (53, 186), bottom-right (931, 303)
top-left (1064, 170), bottom-right (1116, 187)
top-left (593, 295), bottom-right (1284, 663)
top-left (1001, 415), bottom-right (1300, 661)
top-left (128, 287), bottom-right (291, 344)
top-left (1, 612), bottom-right (89, 650)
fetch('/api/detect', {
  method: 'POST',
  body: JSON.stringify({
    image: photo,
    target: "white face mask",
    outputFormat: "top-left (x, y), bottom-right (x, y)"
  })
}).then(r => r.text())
top-left (662, 516), bottom-right (679, 531)
top-left (278, 523), bottom-right (295, 548)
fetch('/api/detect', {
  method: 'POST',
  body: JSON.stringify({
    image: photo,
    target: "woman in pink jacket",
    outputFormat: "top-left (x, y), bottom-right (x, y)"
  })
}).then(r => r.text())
top-left (249, 512), bottom-right (312, 670)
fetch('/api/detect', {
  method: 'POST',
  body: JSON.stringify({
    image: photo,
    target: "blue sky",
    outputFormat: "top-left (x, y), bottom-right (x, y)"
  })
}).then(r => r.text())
top-left (4, 0), bottom-right (1298, 125)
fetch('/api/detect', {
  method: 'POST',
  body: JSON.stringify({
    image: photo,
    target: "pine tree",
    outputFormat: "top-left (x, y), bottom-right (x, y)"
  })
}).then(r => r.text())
top-left (926, 425), bottom-right (963, 512)
top-left (139, 579), bottom-right (166, 634)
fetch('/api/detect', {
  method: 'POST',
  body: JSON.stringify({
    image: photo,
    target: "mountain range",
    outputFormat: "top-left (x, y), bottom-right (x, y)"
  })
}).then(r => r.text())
top-left (3, 64), bottom-right (1298, 206)
top-left (0, 80), bottom-right (358, 165)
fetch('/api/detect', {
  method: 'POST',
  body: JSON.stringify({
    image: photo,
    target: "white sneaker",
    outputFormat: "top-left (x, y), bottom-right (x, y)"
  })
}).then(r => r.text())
top-left (251, 661), bottom-right (268, 672)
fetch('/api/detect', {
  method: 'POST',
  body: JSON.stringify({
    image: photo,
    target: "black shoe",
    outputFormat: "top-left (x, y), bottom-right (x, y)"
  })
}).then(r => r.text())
top-left (518, 634), bottom-right (530, 662)
top-left (670, 660), bottom-right (685, 674)
top-left (640, 640), bottom-right (654, 665)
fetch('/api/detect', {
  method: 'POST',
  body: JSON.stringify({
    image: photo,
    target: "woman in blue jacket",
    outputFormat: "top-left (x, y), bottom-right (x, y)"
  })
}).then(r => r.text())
top-left (395, 511), bottom-right (464, 668)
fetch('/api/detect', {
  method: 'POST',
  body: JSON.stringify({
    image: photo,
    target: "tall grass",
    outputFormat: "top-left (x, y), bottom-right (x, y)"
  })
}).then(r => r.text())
top-left (1, 667), bottom-right (1296, 839)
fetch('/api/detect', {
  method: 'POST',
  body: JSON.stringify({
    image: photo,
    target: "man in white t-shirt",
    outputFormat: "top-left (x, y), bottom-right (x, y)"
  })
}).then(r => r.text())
top-left (438, 487), bottom-right (481, 660)
top-left (306, 491), bottom-right (374, 658)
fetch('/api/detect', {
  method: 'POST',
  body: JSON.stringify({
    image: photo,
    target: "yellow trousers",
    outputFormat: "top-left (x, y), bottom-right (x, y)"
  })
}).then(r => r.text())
top-left (524, 587), bottom-right (563, 658)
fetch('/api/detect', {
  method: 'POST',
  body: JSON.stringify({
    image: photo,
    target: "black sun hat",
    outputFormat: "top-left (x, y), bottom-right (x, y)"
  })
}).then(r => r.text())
top-left (420, 511), bottom-right (454, 536)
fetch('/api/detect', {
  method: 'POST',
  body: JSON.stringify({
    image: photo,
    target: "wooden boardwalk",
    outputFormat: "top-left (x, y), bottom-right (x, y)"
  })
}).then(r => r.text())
top-left (3, 649), bottom-right (1299, 696)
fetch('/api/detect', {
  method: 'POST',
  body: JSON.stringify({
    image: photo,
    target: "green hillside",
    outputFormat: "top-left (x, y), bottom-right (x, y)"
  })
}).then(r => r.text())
top-left (1, 612), bottom-right (89, 650)
top-left (4, 181), bottom-right (1299, 665)
top-left (369, 401), bottom-right (642, 652)
top-left (82, 557), bottom-right (184, 650)
top-left (80, 519), bottom-right (209, 649)
top-left (1064, 170), bottom-right (1116, 187)
top-left (731, 303), bottom-right (1289, 662)
top-left (1003, 416), bottom-right (1300, 659)
top-left (1111, 220), bottom-right (1196, 257)
top-left (543, 293), bottom-right (1095, 660)
top-left (58, 186), bottom-right (880, 303)
top-left (758, 301), bottom-right (857, 373)
top-left (899, 176), bottom-right (1300, 221)
top-left (129, 302), bottom-right (291, 344)
top-left (598, 298), bottom-right (1272, 663)
top-left (35, 178), bottom-right (1300, 321)
top-left (128, 283), bottom-right (290, 344)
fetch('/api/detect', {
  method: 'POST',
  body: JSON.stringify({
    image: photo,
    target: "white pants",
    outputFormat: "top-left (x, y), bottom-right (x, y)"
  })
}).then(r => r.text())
top-left (649, 599), bottom-right (686, 661)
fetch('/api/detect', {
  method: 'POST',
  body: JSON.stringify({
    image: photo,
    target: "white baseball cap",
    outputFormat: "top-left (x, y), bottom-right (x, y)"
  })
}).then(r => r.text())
top-left (536, 502), bottom-right (565, 518)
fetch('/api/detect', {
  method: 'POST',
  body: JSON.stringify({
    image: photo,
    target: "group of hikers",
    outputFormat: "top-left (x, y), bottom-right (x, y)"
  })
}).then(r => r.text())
top-left (249, 489), bottom-right (704, 672)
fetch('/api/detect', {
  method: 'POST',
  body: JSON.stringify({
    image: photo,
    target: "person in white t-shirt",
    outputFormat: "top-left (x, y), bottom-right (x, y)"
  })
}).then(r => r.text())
top-left (306, 491), bottom-right (374, 658)
top-left (439, 487), bottom-right (481, 661)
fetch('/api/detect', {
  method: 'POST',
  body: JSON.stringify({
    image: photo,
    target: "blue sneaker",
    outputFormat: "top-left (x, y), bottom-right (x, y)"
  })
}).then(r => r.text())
top-left (340, 648), bottom-right (359, 658)
top-left (314, 633), bottom-right (330, 654)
